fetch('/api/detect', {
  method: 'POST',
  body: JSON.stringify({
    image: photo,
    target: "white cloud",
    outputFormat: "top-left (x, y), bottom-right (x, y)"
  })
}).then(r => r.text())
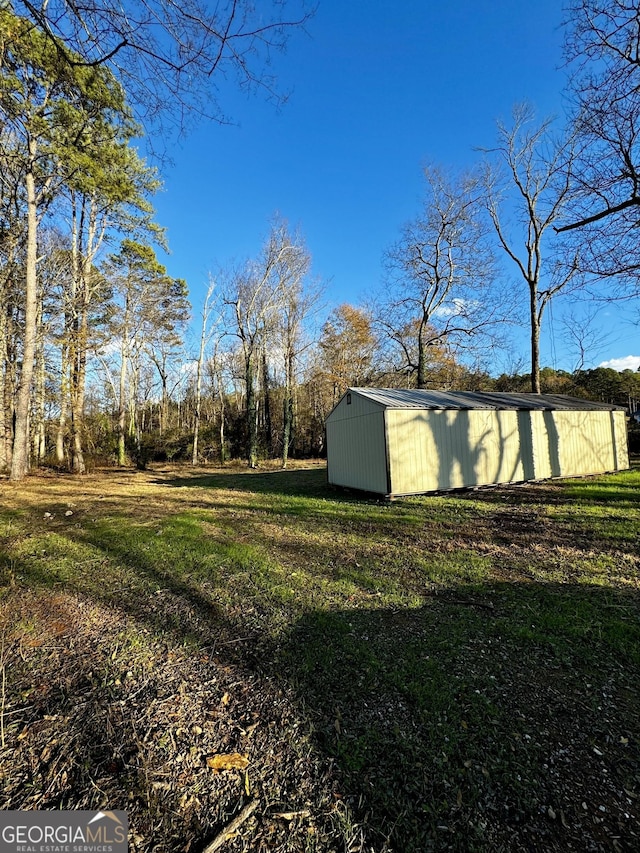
top-left (94, 340), bottom-right (120, 357)
top-left (180, 360), bottom-right (198, 377)
top-left (434, 298), bottom-right (473, 318)
top-left (597, 355), bottom-right (640, 372)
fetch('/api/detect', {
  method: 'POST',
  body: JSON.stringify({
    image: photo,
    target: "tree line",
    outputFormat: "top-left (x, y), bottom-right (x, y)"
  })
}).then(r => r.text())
top-left (1, 1), bottom-right (640, 478)
top-left (0, 0), bottom-right (309, 479)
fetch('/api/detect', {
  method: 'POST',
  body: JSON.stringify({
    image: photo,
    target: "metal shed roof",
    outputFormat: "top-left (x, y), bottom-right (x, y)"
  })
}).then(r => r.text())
top-left (348, 387), bottom-right (625, 412)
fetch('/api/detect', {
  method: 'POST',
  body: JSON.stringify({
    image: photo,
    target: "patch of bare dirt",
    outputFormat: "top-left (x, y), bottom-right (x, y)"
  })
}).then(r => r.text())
top-left (0, 589), bottom-right (343, 853)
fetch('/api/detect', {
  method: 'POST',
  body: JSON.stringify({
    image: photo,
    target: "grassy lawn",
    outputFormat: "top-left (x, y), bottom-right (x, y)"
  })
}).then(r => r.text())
top-left (0, 460), bottom-right (638, 852)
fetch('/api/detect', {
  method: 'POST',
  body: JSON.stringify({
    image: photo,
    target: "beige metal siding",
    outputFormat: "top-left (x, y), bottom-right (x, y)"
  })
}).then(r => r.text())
top-left (613, 411), bottom-right (630, 471)
top-left (384, 409), bottom-right (438, 494)
top-left (326, 391), bottom-right (385, 422)
top-left (475, 410), bottom-right (528, 485)
top-left (529, 411), bottom-right (558, 480)
top-left (386, 409), bottom-right (529, 495)
top-left (326, 407), bottom-right (389, 494)
top-left (531, 410), bottom-right (629, 479)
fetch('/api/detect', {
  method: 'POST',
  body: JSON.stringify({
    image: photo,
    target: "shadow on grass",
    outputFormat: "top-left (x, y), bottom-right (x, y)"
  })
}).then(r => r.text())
top-left (278, 583), bottom-right (640, 852)
top-left (159, 464), bottom-right (640, 514)
top-left (455, 465), bottom-right (640, 508)
top-left (7, 511), bottom-right (235, 653)
top-left (157, 467), bottom-right (381, 503)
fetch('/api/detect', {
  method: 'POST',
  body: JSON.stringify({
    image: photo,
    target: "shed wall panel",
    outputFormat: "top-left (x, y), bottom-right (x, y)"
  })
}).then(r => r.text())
top-left (613, 411), bottom-right (630, 470)
top-left (326, 410), bottom-right (388, 494)
top-left (384, 409), bottom-right (437, 494)
top-left (477, 410), bottom-right (527, 484)
top-left (530, 410), bottom-right (628, 479)
top-left (386, 409), bottom-right (529, 495)
top-left (529, 411), bottom-right (554, 480)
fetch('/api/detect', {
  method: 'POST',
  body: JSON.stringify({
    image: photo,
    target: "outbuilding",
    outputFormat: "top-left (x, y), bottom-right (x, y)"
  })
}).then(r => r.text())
top-left (325, 387), bottom-right (629, 497)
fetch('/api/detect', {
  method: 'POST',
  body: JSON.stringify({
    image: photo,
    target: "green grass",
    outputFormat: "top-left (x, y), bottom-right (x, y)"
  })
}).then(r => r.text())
top-left (1, 461), bottom-right (639, 851)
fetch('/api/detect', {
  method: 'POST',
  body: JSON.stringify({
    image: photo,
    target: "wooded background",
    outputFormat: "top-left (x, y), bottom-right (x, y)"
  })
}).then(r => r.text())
top-left (2, 1), bottom-right (640, 478)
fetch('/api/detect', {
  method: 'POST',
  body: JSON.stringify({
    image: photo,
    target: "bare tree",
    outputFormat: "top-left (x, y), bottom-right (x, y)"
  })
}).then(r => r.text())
top-left (558, 1), bottom-right (640, 301)
top-left (224, 217), bottom-right (311, 467)
top-left (224, 254), bottom-right (281, 467)
top-left (205, 339), bottom-right (236, 464)
top-left (483, 105), bottom-right (579, 393)
top-left (561, 304), bottom-right (613, 372)
top-left (14, 0), bottom-right (313, 136)
top-left (262, 222), bottom-right (318, 468)
top-left (192, 277), bottom-right (218, 465)
top-left (380, 165), bottom-right (501, 389)
top-left (562, 2), bottom-right (640, 232)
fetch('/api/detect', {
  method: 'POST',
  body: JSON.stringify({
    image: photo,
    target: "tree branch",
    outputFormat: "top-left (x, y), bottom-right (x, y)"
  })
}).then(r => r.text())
top-left (555, 194), bottom-right (640, 231)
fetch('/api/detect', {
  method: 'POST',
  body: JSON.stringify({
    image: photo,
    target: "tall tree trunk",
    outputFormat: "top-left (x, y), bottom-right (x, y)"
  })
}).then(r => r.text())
top-left (69, 195), bottom-right (97, 475)
top-left (417, 321), bottom-right (428, 389)
top-left (56, 338), bottom-right (70, 465)
top-left (282, 394), bottom-right (294, 469)
top-left (160, 364), bottom-right (168, 437)
top-left (261, 348), bottom-right (272, 454)
top-left (70, 269), bottom-right (92, 474)
top-left (118, 323), bottom-right (128, 466)
top-left (70, 306), bottom-right (88, 473)
top-left (192, 384), bottom-right (201, 465)
top-left (192, 319), bottom-right (206, 466)
top-left (282, 346), bottom-right (294, 469)
top-left (128, 361), bottom-right (138, 439)
top-left (246, 353), bottom-right (258, 468)
top-left (530, 285), bottom-right (541, 394)
top-left (57, 207), bottom-right (74, 466)
top-left (0, 286), bottom-right (9, 473)
top-left (218, 387), bottom-right (226, 464)
top-left (2, 319), bottom-right (15, 473)
top-left (10, 147), bottom-right (38, 480)
top-left (33, 298), bottom-right (46, 463)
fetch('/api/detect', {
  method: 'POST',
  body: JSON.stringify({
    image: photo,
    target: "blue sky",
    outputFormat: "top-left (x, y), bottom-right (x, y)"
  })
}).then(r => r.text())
top-left (153, 0), bottom-right (639, 374)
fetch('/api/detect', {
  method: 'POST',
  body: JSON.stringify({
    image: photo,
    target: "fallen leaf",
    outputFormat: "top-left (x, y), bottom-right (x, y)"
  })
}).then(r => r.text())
top-left (40, 741), bottom-right (57, 762)
top-left (207, 753), bottom-right (249, 772)
top-left (273, 810), bottom-right (311, 821)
